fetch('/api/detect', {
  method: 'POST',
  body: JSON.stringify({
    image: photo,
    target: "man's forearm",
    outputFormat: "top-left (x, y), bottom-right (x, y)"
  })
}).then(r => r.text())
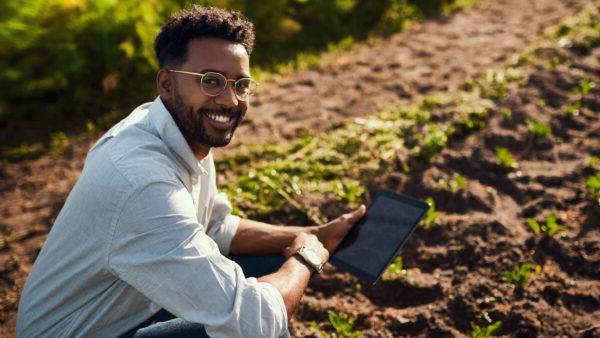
top-left (258, 256), bottom-right (312, 318)
top-left (229, 218), bottom-right (315, 255)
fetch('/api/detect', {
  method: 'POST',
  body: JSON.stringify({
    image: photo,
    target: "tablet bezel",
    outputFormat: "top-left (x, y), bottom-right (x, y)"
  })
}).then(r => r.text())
top-left (329, 190), bottom-right (429, 284)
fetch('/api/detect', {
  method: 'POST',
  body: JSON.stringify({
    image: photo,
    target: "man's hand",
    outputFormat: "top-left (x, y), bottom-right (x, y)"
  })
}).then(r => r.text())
top-left (311, 205), bottom-right (366, 253)
top-left (283, 232), bottom-right (329, 263)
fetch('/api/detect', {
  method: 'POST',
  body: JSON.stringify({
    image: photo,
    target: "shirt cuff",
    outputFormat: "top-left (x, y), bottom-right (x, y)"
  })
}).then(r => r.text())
top-left (216, 214), bottom-right (240, 256)
top-left (257, 280), bottom-right (289, 335)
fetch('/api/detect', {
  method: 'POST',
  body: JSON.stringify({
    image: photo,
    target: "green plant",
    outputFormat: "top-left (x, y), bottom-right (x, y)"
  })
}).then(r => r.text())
top-left (470, 320), bottom-right (502, 338)
top-left (536, 98), bottom-right (546, 107)
top-left (563, 101), bottom-right (582, 116)
top-left (418, 128), bottom-right (448, 162)
top-left (327, 310), bottom-right (361, 338)
top-left (502, 263), bottom-right (532, 289)
top-left (422, 197), bottom-right (438, 229)
top-left (384, 256), bottom-right (408, 280)
top-left (49, 131), bottom-right (69, 154)
top-left (527, 212), bottom-right (562, 236)
top-left (495, 147), bottom-right (516, 169)
top-left (585, 172), bottom-right (600, 204)
top-left (501, 107), bottom-right (512, 120)
top-left (436, 173), bottom-right (468, 193)
top-left (570, 77), bottom-right (593, 97)
top-left (526, 118), bottom-right (552, 140)
top-left (586, 156), bottom-right (599, 169)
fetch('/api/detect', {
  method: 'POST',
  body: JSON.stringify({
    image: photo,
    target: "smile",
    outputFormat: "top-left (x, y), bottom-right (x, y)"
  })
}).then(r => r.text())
top-left (206, 113), bottom-right (233, 123)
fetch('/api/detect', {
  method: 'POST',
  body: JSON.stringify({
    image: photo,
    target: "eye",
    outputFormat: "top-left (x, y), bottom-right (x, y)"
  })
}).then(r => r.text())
top-left (235, 79), bottom-right (253, 93)
top-left (202, 73), bottom-right (225, 88)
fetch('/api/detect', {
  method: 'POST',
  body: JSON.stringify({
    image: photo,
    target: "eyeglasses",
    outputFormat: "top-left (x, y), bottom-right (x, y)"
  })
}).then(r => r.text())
top-left (167, 69), bottom-right (258, 101)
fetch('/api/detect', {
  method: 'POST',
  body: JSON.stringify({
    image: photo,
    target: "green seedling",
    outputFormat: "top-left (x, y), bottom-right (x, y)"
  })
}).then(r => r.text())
top-left (327, 310), bottom-right (361, 338)
top-left (527, 218), bottom-right (541, 236)
top-left (495, 147), bottom-right (517, 169)
top-left (585, 172), bottom-right (600, 204)
top-left (422, 197), bottom-right (438, 229)
top-left (586, 156), bottom-right (599, 169)
top-left (501, 107), bottom-right (512, 120)
top-left (536, 98), bottom-right (546, 107)
top-left (502, 263), bottom-right (533, 289)
top-left (563, 101), bottom-right (581, 116)
top-left (419, 128), bottom-right (448, 162)
top-left (526, 118), bottom-right (552, 141)
top-left (527, 212), bottom-right (562, 236)
top-left (436, 173), bottom-right (468, 193)
top-left (49, 131), bottom-right (70, 155)
top-left (470, 320), bottom-right (502, 338)
top-left (384, 256), bottom-right (408, 280)
top-left (401, 162), bottom-right (411, 173)
top-left (570, 77), bottom-right (593, 97)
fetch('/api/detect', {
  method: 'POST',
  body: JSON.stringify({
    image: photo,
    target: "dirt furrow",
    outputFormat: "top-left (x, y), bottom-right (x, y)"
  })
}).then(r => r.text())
top-left (230, 0), bottom-right (596, 148)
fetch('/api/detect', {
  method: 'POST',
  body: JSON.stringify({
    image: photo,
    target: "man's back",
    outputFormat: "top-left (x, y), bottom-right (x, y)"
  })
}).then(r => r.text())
top-left (16, 101), bottom-right (176, 336)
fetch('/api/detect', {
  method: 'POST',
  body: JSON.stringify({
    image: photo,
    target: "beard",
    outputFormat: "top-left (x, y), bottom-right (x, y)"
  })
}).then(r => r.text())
top-left (169, 84), bottom-right (244, 148)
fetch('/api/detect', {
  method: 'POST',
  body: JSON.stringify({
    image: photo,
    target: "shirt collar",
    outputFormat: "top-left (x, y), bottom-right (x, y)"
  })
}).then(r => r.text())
top-left (148, 96), bottom-right (208, 176)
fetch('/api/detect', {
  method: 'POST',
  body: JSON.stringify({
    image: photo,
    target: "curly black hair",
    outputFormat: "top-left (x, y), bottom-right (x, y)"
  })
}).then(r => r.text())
top-left (154, 5), bottom-right (255, 68)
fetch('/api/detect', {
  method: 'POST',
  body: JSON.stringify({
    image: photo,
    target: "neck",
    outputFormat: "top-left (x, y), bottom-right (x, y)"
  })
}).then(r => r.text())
top-left (187, 139), bottom-right (210, 161)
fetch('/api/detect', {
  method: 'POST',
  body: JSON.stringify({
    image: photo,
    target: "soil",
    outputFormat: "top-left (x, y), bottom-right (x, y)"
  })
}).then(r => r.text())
top-left (1, 0), bottom-right (599, 337)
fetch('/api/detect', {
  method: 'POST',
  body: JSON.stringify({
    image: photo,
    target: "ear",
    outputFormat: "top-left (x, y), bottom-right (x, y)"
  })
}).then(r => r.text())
top-left (156, 69), bottom-right (173, 99)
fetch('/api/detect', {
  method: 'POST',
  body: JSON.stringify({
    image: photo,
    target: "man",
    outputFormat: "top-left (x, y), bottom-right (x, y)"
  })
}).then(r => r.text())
top-left (16, 5), bottom-right (365, 338)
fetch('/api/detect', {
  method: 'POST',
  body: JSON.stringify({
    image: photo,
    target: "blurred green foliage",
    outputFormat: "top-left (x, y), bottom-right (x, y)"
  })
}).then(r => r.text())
top-left (0, 0), bottom-right (475, 151)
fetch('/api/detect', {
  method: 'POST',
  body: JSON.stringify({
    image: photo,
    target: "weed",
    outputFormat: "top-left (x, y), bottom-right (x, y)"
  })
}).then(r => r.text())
top-left (585, 172), bottom-right (600, 204)
top-left (470, 320), bottom-right (502, 338)
top-left (437, 173), bottom-right (468, 193)
top-left (49, 131), bottom-right (70, 155)
top-left (536, 98), bottom-right (546, 107)
top-left (586, 156), bottom-right (599, 169)
top-left (527, 212), bottom-right (562, 236)
top-left (419, 127), bottom-right (449, 162)
top-left (501, 107), bottom-right (512, 120)
top-left (502, 263), bottom-right (532, 289)
top-left (526, 118), bottom-right (552, 141)
top-left (563, 101), bottom-right (581, 116)
top-left (570, 77), bottom-right (593, 97)
top-left (422, 197), bottom-right (438, 229)
top-left (2, 142), bottom-right (45, 161)
top-left (85, 120), bottom-right (96, 135)
top-left (401, 162), bottom-right (411, 174)
top-left (383, 256), bottom-right (408, 280)
top-left (495, 147), bottom-right (517, 169)
top-left (327, 310), bottom-right (361, 338)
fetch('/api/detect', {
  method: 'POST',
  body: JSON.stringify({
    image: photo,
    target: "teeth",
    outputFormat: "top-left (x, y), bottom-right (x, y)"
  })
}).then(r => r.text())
top-left (207, 114), bottom-right (232, 123)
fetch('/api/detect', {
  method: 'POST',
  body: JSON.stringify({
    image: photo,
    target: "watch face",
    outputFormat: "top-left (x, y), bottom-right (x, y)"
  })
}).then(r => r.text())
top-left (302, 247), bottom-right (323, 265)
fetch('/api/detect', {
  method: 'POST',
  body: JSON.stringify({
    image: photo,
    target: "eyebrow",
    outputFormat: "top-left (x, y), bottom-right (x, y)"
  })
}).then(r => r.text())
top-left (197, 68), bottom-right (252, 79)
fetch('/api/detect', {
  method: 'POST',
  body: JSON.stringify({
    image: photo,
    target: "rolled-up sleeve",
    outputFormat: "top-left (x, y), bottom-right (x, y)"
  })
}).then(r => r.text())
top-left (108, 181), bottom-right (287, 338)
top-left (206, 192), bottom-right (240, 256)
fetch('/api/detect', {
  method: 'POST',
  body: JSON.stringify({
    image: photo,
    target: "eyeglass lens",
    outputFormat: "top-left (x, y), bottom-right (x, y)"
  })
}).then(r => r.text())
top-left (200, 72), bottom-right (255, 99)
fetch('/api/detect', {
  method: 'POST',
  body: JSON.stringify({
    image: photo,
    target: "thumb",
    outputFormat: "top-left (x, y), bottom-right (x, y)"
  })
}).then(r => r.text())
top-left (350, 204), bottom-right (366, 221)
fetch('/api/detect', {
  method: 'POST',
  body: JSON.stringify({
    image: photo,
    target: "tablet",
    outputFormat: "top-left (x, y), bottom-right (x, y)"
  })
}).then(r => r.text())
top-left (329, 190), bottom-right (429, 284)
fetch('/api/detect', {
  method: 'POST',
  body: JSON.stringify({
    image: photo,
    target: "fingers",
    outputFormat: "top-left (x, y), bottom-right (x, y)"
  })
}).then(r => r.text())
top-left (343, 204), bottom-right (366, 223)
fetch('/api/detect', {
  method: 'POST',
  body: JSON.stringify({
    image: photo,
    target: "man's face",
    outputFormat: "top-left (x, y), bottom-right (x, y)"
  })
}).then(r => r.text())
top-left (165, 38), bottom-right (250, 148)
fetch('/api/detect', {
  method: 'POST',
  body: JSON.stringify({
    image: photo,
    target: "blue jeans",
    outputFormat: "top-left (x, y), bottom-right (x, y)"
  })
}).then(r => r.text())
top-left (121, 255), bottom-right (286, 338)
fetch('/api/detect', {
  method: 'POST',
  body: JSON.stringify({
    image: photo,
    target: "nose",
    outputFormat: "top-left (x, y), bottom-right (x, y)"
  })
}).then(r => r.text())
top-left (214, 82), bottom-right (239, 107)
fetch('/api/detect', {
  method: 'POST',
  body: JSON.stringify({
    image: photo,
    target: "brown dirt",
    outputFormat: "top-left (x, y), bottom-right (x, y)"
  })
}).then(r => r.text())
top-left (1, 0), bottom-right (599, 337)
top-left (290, 43), bottom-right (600, 337)
top-left (226, 0), bottom-right (595, 148)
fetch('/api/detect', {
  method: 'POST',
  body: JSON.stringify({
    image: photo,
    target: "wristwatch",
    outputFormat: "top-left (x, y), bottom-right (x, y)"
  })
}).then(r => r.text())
top-left (294, 245), bottom-right (324, 273)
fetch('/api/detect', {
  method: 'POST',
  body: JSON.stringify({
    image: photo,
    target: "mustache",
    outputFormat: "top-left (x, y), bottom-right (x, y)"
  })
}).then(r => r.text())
top-left (199, 107), bottom-right (243, 118)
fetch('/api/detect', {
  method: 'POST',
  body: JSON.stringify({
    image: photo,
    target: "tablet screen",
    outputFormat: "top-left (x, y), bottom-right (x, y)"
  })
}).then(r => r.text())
top-left (329, 190), bottom-right (429, 284)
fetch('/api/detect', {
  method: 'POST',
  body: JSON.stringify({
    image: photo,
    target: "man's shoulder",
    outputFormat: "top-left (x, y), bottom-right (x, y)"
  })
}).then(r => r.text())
top-left (89, 123), bottom-right (187, 190)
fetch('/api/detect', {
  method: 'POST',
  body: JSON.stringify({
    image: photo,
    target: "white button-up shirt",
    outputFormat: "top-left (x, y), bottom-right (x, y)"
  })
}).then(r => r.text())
top-left (16, 97), bottom-right (288, 338)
